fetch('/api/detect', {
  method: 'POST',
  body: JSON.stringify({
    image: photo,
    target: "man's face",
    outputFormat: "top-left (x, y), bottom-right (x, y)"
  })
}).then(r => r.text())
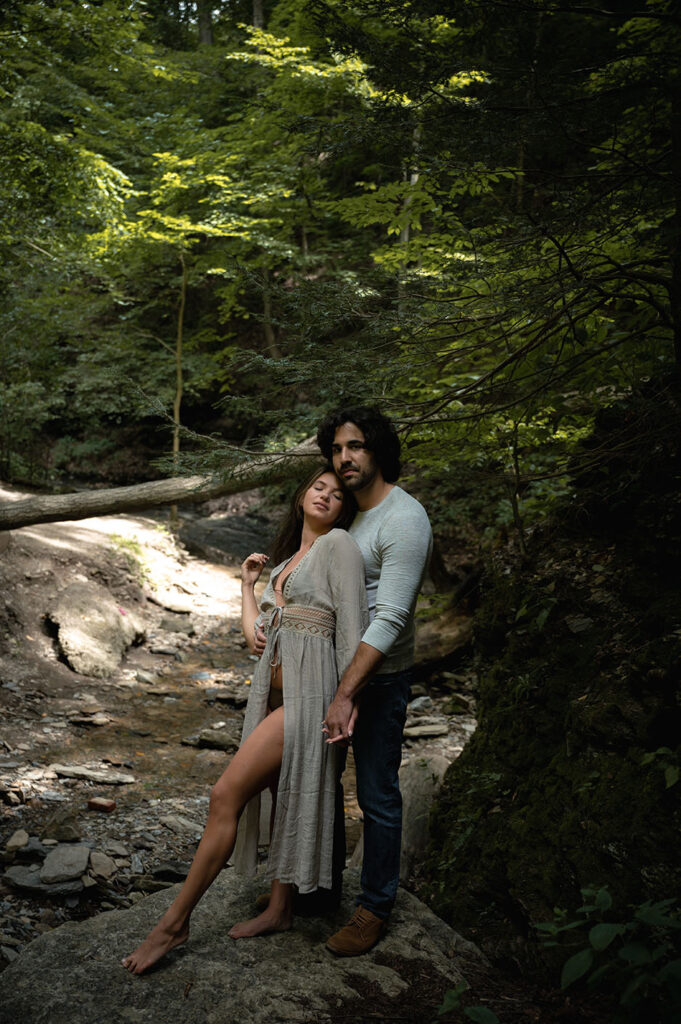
top-left (331, 422), bottom-right (379, 492)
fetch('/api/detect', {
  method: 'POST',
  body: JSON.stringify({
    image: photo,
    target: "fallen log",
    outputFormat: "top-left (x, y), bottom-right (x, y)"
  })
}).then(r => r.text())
top-left (0, 438), bottom-right (319, 531)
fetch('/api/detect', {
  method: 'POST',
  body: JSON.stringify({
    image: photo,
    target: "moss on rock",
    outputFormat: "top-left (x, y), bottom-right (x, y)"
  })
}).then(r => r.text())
top-left (422, 380), bottom-right (681, 970)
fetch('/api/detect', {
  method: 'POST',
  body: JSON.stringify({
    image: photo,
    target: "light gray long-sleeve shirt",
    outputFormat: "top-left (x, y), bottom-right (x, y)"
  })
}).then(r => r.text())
top-left (349, 485), bottom-right (433, 674)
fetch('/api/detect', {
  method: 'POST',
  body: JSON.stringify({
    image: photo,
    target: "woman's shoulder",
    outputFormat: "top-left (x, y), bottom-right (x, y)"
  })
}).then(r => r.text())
top-left (317, 528), bottom-right (362, 557)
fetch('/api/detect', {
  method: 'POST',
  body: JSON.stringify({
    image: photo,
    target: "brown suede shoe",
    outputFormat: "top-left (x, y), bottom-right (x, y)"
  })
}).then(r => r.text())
top-left (325, 906), bottom-right (386, 956)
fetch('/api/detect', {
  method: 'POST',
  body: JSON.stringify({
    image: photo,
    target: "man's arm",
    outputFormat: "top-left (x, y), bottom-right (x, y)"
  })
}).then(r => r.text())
top-left (323, 641), bottom-right (385, 743)
top-left (324, 500), bottom-right (432, 743)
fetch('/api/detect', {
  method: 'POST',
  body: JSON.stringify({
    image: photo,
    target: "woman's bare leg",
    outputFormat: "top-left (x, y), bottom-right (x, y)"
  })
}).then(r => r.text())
top-left (228, 877), bottom-right (292, 938)
top-left (122, 707), bottom-right (284, 975)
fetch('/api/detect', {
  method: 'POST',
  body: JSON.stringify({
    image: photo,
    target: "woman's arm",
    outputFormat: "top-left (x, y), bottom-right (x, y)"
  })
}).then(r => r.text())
top-left (240, 553), bottom-right (268, 653)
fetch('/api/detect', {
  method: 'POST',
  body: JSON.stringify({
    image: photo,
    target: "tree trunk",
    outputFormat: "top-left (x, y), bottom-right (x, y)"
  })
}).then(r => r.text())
top-left (263, 268), bottom-right (283, 358)
top-left (670, 77), bottom-right (681, 368)
top-left (397, 123), bottom-right (421, 316)
top-left (197, 0), bottom-right (214, 45)
top-left (0, 438), bottom-right (320, 532)
top-left (253, 0), bottom-right (264, 29)
top-left (170, 254), bottom-right (188, 528)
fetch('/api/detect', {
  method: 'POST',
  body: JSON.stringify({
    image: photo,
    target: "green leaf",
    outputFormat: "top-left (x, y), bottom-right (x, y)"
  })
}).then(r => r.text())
top-left (589, 923), bottom-right (625, 951)
top-left (436, 981), bottom-right (467, 1014)
top-left (594, 888), bottom-right (613, 912)
top-left (587, 963), bottom-right (613, 987)
top-left (658, 959), bottom-right (681, 983)
top-left (618, 942), bottom-right (653, 965)
top-left (464, 1008), bottom-right (500, 1024)
top-left (619, 972), bottom-right (650, 1005)
top-left (561, 949), bottom-right (594, 989)
top-left (664, 765), bottom-right (679, 788)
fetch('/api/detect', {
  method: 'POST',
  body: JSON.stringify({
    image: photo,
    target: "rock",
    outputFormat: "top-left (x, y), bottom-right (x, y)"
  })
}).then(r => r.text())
top-left (210, 688), bottom-right (248, 709)
top-left (70, 713), bottom-right (111, 727)
top-left (40, 844), bottom-right (90, 884)
top-left (42, 808), bottom-right (82, 843)
top-left (130, 875), bottom-right (173, 894)
top-left (50, 764), bottom-right (135, 785)
top-left (16, 838), bottom-right (47, 862)
top-left (160, 615), bottom-right (195, 635)
top-left (408, 696), bottom-right (435, 713)
top-left (47, 581), bottom-right (145, 678)
top-left (197, 727), bottom-right (239, 752)
top-left (89, 851), bottom-right (117, 880)
top-left (350, 756), bottom-right (452, 883)
top-left (88, 797), bottom-right (117, 814)
top-left (0, 869), bottom-right (479, 1024)
top-left (103, 841), bottom-right (129, 858)
top-left (135, 670), bottom-right (156, 684)
top-left (160, 815), bottom-right (203, 835)
top-left (399, 755), bottom-right (451, 880)
top-left (179, 512), bottom-right (272, 566)
top-left (5, 830), bottom-right (29, 852)
top-left (3, 864), bottom-right (83, 898)
top-left (148, 588), bottom-right (194, 614)
top-left (565, 614), bottom-right (594, 633)
top-left (130, 854), bottom-right (144, 874)
top-left (149, 645), bottom-right (178, 656)
top-left (403, 722), bottom-right (450, 739)
top-left (151, 861), bottom-right (190, 882)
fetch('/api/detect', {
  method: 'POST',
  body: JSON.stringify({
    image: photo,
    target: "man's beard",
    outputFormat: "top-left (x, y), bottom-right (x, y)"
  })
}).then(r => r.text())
top-left (340, 463), bottom-right (377, 492)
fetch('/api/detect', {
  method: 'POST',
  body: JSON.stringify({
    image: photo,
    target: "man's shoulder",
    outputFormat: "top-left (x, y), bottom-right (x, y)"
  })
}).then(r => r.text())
top-left (381, 486), bottom-right (431, 528)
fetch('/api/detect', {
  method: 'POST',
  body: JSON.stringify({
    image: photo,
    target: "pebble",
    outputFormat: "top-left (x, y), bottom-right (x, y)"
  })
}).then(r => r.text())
top-left (5, 830), bottom-right (29, 852)
top-left (103, 840), bottom-right (129, 857)
top-left (40, 844), bottom-right (90, 884)
top-left (408, 696), bottom-right (435, 713)
top-left (88, 797), bottom-right (117, 813)
top-left (89, 851), bottom-right (117, 880)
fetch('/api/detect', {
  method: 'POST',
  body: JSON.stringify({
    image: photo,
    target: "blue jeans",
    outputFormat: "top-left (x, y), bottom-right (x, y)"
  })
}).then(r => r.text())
top-left (352, 669), bottom-right (412, 919)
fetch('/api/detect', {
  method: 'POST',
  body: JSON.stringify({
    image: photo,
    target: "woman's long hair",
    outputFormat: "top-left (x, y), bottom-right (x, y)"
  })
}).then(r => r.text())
top-left (270, 464), bottom-right (357, 565)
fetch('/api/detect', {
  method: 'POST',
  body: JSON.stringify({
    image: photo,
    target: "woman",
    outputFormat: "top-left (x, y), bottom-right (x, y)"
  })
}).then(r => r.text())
top-left (122, 465), bottom-right (368, 974)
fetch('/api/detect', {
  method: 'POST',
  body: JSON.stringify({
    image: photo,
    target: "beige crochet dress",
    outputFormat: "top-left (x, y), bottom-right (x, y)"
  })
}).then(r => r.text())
top-left (233, 528), bottom-right (368, 892)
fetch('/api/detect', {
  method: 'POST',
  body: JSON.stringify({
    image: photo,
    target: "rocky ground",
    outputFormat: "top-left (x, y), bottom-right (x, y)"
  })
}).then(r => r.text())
top-left (0, 484), bottom-right (476, 976)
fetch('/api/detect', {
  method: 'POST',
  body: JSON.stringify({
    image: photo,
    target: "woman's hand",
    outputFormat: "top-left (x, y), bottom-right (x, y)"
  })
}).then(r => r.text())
top-left (241, 552), bottom-right (269, 587)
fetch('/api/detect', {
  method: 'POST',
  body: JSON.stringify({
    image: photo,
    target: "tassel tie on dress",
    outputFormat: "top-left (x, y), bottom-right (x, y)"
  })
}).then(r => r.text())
top-left (264, 605), bottom-right (336, 669)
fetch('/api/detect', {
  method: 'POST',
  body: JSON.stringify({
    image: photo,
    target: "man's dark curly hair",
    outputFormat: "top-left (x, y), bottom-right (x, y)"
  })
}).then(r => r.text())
top-left (316, 405), bottom-right (402, 483)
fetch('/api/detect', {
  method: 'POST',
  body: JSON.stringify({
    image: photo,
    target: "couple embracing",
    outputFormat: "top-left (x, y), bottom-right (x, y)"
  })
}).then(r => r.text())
top-left (123, 405), bottom-right (432, 974)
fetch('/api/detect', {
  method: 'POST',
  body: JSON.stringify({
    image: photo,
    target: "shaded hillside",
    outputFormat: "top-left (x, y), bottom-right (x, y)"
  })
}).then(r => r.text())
top-left (423, 378), bottom-right (681, 1018)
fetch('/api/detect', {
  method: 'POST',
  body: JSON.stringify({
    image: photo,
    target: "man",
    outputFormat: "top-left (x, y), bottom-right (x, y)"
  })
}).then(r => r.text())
top-left (316, 405), bottom-right (433, 956)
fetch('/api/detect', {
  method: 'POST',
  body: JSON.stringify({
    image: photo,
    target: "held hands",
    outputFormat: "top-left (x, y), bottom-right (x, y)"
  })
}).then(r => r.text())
top-left (322, 692), bottom-right (358, 745)
top-left (241, 552), bottom-right (269, 588)
top-left (254, 625), bottom-right (267, 657)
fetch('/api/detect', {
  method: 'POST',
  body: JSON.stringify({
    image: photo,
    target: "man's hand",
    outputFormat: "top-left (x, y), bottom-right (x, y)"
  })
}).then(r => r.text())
top-left (323, 691), bottom-right (356, 745)
top-left (254, 625), bottom-right (267, 657)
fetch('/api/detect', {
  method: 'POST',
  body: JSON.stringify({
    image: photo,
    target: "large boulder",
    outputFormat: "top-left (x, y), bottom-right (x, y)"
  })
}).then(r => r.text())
top-left (0, 869), bottom-right (480, 1024)
top-left (349, 754), bottom-right (452, 883)
top-left (179, 512), bottom-right (272, 566)
top-left (47, 581), bottom-right (145, 678)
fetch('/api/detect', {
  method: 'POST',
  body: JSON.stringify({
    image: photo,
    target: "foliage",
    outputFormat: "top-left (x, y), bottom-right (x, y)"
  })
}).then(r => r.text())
top-left (536, 887), bottom-right (681, 1022)
top-left (433, 980), bottom-right (500, 1024)
top-left (0, 0), bottom-right (679, 543)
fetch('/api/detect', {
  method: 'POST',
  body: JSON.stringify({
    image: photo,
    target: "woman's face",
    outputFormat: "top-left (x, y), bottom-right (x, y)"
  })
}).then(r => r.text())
top-left (300, 471), bottom-right (345, 529)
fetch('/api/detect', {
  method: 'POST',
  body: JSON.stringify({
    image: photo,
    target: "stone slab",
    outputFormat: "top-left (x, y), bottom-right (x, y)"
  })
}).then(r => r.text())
top-left (0, 869), bottom-right (480, 1024)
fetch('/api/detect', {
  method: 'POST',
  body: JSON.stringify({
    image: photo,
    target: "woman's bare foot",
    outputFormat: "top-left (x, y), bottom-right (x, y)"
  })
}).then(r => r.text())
top-left (228, 906), bottom-right (292, 939)
top-left (121, 917), bottom-right (189, 975)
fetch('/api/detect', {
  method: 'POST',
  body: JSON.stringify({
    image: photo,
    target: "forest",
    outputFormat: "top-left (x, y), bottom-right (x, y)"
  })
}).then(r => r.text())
top-left (1, 0), bottom-right (680, 1021)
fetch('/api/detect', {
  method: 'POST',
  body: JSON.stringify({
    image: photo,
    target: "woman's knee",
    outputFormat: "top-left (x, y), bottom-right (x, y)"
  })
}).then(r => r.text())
top-left (209, 778), bottom-right (238, 819)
